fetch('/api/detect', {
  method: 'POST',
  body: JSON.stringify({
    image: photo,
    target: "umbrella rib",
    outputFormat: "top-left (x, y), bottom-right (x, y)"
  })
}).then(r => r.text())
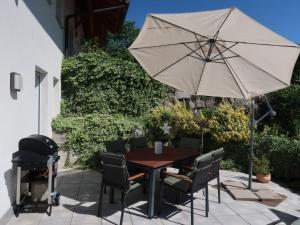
top-left (129, 40), bottom-right (207, 50)
top-left (150, 15), bottom-right (209, 41)
top-left (153, 41), bottom-right (210, 78)
top-left (214, 55), bottom-right (239, 61)
top-left (189, 54), bottom-right (206, 61)
top-left (210, 42), bottom-right (238, 60)
top-left (194, 62), bottom-right (207, 95)
top-left (214, 44), bottom-right (248, 98)
top-left (211, 61), bottom-right (225, 64)
top-left (220, 40), bottom-right (299, 48)
top-left (214, 8), bottom-right (234, 37)
top-left (183, 43), bottom-right (205, 60)
top-left (216, 42), bottom-right (290, 86)
top-left (194, 33), bottom-right (207, 58)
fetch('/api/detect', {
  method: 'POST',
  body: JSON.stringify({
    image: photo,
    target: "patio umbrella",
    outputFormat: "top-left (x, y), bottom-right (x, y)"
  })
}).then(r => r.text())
top-left (129, 8), bottom-right (300, 189)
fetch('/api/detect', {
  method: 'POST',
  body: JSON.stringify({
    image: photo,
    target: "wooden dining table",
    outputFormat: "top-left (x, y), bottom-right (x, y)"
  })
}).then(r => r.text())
top-left (125, 147), bottom-right (200, 219)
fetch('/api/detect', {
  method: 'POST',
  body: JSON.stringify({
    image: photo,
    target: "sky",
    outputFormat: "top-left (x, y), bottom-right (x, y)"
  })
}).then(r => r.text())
top-left (126, 0), bottom-right (300, 44)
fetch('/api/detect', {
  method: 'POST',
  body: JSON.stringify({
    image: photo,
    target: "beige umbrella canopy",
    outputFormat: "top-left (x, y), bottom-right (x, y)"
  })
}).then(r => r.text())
top-left (129, 8), bottom-right (300, 189)
top-left (129, 8), bottom-right (300, 99)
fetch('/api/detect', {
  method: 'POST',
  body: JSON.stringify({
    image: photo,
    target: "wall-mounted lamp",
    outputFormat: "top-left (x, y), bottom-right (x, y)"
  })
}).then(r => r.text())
top-left (10, 72), bottom-right (23, 92)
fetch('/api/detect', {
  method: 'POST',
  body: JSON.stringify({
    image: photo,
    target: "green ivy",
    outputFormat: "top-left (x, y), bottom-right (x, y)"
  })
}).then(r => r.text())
top-left (52, 114), bottom-right (143, 166)
top-left (61, 49), bottom-right (169, 116)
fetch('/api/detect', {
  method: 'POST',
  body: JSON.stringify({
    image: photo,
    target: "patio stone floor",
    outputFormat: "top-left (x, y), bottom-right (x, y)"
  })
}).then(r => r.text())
top-left (7, 169), bottom-right (300, 225)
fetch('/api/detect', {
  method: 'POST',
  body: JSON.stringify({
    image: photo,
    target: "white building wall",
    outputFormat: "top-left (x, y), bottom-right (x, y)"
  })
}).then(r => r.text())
top-left (0, 0), bottom-right (64, 219)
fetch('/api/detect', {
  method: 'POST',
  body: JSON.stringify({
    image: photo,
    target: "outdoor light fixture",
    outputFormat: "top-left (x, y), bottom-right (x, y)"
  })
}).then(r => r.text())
top-left (10, 72), bottom-right (23, 92)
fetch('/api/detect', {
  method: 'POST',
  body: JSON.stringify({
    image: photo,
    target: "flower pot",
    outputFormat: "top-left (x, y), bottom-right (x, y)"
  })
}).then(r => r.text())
top-left (256, 173), bottom-right (271, 183)
top-left (154, 141), bottom-right (162, 155)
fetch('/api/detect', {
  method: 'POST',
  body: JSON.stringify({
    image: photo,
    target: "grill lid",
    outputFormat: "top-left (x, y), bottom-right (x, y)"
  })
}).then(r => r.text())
top-left (19, 134), bottom-right (58, 155)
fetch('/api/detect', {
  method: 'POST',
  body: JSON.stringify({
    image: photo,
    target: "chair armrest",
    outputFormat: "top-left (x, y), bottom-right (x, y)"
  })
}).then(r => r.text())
top-left (162, 171), bottom-right (192, 183)
top-left (128, 172), bottom-right (145, 181)
top-left (182, 165), bottom-right (193, 170)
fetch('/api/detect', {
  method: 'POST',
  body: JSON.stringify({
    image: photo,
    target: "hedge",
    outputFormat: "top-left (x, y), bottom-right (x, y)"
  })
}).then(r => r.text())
top-left (223, 134), bottom-right (300, 180)
top-left (52, 114), bottom-right (143, 166)
top-left (61, 49), bottom-right (168, 117)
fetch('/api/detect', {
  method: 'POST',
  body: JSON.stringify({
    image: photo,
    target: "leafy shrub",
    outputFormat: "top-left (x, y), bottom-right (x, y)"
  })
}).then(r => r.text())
top-left (61, 49), bottom-right (169, 116)
top-left (204, 104), bottom-right (250, 143)
top-left (144, 102), bottom-right (249, 148)
top-left (52, 115), bottom-right (84, 133)
top-left (268, 85), bottom-right (300, 137)
top-left (253, 155), bottom-right (271, 175)
top-left (220, 141), bottom-right (249, 172)
top-left (52, 114), bottom-right (143, 166)
top-left (105, 21), bottom-right (139, 62)
top-left (143, 102), bottom-right (209, 142)
top-left (255, 134), bottom-right (300, 180)
top-left (220, 159), bottom-right (240, 172)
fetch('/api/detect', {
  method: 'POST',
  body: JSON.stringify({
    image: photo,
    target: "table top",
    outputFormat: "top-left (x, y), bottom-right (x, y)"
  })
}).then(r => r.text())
top-left (125, 147), bottom-right (199, 169)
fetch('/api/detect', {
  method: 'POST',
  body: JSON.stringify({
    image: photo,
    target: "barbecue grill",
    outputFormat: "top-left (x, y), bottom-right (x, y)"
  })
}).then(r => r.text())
top-left (12, 134), bottom-right (60, 216)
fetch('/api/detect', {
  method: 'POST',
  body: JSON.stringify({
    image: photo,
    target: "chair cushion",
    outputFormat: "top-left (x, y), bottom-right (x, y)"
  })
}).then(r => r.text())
top-left (193, 153), bottom-right (213, 169)
top-left (105, 140), bottom-right (126, 154)
top-left (129, 180), bottom-right (144, 192)
top-left (179, 137), bottom-right (202, 151)
top-left (211, 148), bottom-right (224, 161)
top-left (129, 137), bottom-right (148, 149)
top-left (163, 174), bottom-right (191, 193)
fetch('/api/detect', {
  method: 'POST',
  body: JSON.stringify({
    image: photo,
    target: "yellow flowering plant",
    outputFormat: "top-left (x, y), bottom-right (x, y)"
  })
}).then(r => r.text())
top-left (207, 104), bottom-right (250, 143)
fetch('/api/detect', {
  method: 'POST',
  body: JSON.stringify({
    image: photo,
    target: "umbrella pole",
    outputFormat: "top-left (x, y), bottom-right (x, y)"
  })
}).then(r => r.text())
top-left (248, 99), bottom-right (255, 189)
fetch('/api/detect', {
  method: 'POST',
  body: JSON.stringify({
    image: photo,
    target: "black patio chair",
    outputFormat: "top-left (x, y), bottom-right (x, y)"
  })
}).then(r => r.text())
top-left (98, 152), bottom-right (146, 225)
top-left (178, 137), bottom-right (202, 153)
top-left (170, 137), bottom-right (203, 172)
top-left (105, 139), bottom-right (126, 154)
top-left (208, 148), bottom-right (224, 203)
top-left (128, 137), bottom-right (148, 150)
top-left (159, 153), bottom-right (213, 225)
top-left (128, 137), bottom-right (149, 193)
top-left (99, 140), bottom-right (126, 194)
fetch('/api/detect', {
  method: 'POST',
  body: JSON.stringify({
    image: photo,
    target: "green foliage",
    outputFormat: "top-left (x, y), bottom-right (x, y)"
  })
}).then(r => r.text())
top-left (143, 102), bottom-right (209, 142)
top-left (268, 85), bottom-right (300, 137)
top-left (253, 155), bottom-right (271, 175)
top-left (61, 49), bottom-right (168, 116)
top-left (204, 104), bottom-right (250, 143)
top-left (52, 114), bottom-right (142, 166)
top-left (105, 21), bottom-right (139, 61)
top-left (144, 102), bottom-right (249, 146)
top-left (220, 159), bottom-right (240, 172)
top-left (52, 115), bottom-right (84, 133)
top-left (255, 134), bottom-right (300, 180)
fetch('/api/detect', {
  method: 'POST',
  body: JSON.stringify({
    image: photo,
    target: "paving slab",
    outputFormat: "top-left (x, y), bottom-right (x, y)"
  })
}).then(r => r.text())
top-left (227, 188), bottom-right (260, 201)
top-left (6, 169), bottom-right (300, 225)
top-left (255, 190), bottom-right (285, 201)
top-left (239, 213), bottom-right (273, 225)
top-left (250, 182), bottom-right (270, 190)
top-left (222, 180), bottom-right (248, 189)
top-left (214, 215), bottom-right (249, 225)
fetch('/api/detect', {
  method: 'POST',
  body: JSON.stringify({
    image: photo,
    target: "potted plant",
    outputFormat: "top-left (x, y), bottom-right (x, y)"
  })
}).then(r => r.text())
top-left (253, 155), bottom-right (272, 183)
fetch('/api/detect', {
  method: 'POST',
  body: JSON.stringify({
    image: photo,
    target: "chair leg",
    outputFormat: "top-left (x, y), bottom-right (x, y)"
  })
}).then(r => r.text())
top-left (143, 181), bottom-right (147, 194)
top-left (120, 192), bottom-right (126, 225)
top-left (177, 191), bottom-right (182, 205)
top-left (190, 192), bottom-right (194, 225)
top-left (97, 182), bottom-right (104, 217)
top-left (104, 184), bottom-right (107, 194)
top-left (109, 187), bottom-right (114, 204)
top-left (217, 174), bottom-right (221, 203)
top-left (205, 184), bottom-right (209, 217)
